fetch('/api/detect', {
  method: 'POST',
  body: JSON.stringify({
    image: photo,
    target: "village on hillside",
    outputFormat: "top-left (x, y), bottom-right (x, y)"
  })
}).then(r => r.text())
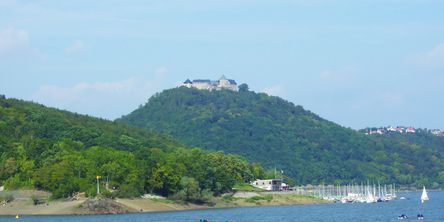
top-left (361, 126), bottom-right (444, 137)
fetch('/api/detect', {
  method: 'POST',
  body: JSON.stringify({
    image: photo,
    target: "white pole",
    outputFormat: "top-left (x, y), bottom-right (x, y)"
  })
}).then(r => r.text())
top-left (96, 176), bottom-right (100, 195)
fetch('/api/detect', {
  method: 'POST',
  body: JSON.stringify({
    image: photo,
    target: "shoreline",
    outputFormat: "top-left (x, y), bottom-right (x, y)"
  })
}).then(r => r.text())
top-left (0, 192), bottom-right (329, 216)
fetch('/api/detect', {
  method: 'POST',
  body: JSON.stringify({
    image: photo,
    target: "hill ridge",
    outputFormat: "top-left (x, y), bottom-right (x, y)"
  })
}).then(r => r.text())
top-left (118, 87), bottom-right (444, 188)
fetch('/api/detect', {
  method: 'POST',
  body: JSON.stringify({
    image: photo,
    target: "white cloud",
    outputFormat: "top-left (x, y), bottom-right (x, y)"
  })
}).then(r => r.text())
top-left (32, 78), bottom-right (155, 119)
top-left (319, 65), bottom-right (357, 84)
top-left (0, 28), bottom-right (29, 55)
top-left (0, 27), bottom-right (43, 60)
top-left (262, 85), bottom-right (285, 96)
top-left (154, 67), bottom-right (168, 77)
top-left (65, 40), bottom-right (86, 53)
top-left (415, 43), bottom-right (444, 69)
top-left (31, 68), bottom-right (171, 119)
top-left (34, 79), bottom-right (137, 102)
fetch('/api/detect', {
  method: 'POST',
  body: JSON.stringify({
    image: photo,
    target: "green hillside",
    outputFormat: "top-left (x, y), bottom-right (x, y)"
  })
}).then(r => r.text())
top-left (0, 95), bottom-right (263, 200)
top-left (359, 128), bottom-right (444, 154)
top-left (117, 87), bottom-right (444, 188)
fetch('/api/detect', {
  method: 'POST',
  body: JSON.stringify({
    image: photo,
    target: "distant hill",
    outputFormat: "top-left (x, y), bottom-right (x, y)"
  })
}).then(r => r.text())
top-left (0, 96), bottom-right (262, 199)
top-left (117, 87), bottom-right (444, 188)
top-left (359, 127), bottom-right (444, 155)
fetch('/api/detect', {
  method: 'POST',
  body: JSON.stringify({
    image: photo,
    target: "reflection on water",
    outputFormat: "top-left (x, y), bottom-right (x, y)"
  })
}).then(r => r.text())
top-left (1, 192), bottom-right (443, 222)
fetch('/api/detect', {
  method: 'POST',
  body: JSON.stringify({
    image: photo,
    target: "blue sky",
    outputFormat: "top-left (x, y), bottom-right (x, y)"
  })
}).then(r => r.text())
top-left (1, 0), bottom-right (443, 129)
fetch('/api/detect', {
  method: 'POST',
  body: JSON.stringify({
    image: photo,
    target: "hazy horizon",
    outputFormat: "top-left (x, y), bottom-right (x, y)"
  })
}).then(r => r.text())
top-left (1, 0), bottom-right (443, 129)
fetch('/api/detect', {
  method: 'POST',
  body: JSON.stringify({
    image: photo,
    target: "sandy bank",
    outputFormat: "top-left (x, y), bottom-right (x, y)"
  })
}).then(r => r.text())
top-left (0, 199), bottom-right (85, 215)
top-left (0, 191), bottom-right (328, 216)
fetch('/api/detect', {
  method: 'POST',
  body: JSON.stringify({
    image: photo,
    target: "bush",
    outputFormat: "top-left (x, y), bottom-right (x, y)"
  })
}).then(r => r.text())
top-left (200, 189), bottom-right (214, 203)
top-left (4, 174), bottom-right (22, 189)
top-left (31, 195), bottom-right (45, 205)
top-left (171, 177), bottom-right (215, 204)
top-left (0, 192), bottom-right (14, 203)
top-left (102, 189), bottom-right (117, 199)
top-left (115, 184), bottom-right (141, 198)
top-left (51, 182), bottom-right (79, 199)
top-left (245, 195), bottom-right (273, 203)
top-left (222, 194), bottom-right (235, 202)
top-left (85, 186), bottom-right (98, 198)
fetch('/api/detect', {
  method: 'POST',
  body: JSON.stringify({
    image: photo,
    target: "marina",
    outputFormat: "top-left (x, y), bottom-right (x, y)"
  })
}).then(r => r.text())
top-left (293, 183), bottom-right (397, 203)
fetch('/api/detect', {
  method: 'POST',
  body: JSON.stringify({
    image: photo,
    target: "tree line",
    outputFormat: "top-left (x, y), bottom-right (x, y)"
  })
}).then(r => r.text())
top-left (0, 96), bottom-right (263, 201)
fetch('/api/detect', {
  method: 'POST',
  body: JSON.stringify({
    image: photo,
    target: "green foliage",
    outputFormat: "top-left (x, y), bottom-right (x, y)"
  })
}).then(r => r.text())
top-left (238, 83), bottom-right (249, 92)
top-left (245, 195), bottom-right (273, 203)
top-left (118, 87), bottom-right (444, 188)
top-left (4, 174), bottom-right (24, 189)
top-left (232, 183), bottom-right (263, 192)
top-left (31, 195), bottom-right (45, 205)
top-left (222, 194), bottom-right (235, 202)
top-left (172, 177), bottom-right (215, 204)
top-left (0, 96), bottom-right (262, 199)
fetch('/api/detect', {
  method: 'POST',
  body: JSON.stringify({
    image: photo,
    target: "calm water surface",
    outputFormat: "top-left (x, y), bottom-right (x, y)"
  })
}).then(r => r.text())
top-left (1, 192), bottom-right (443, 222)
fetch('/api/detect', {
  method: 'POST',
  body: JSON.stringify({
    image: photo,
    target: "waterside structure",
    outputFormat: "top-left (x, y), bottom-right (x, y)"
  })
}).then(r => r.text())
top-left (294, 183), bottom-right (397, 203)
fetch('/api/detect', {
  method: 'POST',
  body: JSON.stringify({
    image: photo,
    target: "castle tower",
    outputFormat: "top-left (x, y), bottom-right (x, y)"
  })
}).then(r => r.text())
top-left (182, 79), bottom-right (192, 88)
top-left (218, 75), bottom-right (230, 88)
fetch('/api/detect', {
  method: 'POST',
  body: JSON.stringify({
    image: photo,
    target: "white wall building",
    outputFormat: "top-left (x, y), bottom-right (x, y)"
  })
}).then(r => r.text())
top-left (251, 179), bottom-right (283, 191)
top-left (182, 75), bottom-right (238, 91)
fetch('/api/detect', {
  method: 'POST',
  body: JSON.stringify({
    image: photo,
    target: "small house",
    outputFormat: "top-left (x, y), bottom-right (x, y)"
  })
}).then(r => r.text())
top-left (251, 179), bottom-right (283, 191)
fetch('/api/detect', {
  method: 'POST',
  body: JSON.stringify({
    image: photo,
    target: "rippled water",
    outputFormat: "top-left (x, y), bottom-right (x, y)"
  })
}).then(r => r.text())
top-left (1, 192), bottom-right (443, 222)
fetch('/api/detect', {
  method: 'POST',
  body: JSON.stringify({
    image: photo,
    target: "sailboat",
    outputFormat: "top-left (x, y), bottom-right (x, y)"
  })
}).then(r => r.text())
top-left (421, 186), bottom-right (429, 203)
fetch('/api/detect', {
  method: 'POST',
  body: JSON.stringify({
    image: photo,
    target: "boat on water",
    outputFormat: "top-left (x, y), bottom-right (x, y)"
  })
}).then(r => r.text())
top-left (398, 214), bottom-right (408, 220)
top-left (417, 214), bottom-right (424, 220)
top-left (421, 186), bottom-right (429, 203)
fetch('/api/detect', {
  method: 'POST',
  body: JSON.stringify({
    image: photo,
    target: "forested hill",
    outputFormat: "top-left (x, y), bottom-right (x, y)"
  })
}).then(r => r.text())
top-left (0, 96), bottom-right (181, 152)
top-left (117, 87), bottom-right (444, 188)
top-left (0, 95), bottom-right (263, 200)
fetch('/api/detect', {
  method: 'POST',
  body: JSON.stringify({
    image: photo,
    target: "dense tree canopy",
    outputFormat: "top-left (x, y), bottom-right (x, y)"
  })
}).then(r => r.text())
top-left (0, 97), bottom-right (262, 200)
top-left (118, 87), bottom-right (444, 188)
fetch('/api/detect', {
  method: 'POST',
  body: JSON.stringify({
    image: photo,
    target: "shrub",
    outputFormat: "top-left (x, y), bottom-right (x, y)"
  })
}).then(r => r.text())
top-left (4, 175), bottom-right (22, 189)
top-left (102, 189), bottom-right (117, 199)
top-left (115, 184), bottom-right (141, 198)
top-left (200, 189), bottom-right (214, 204)
top-left (85, 186), bottom-right (98, 198)
top-left (0, 192), bottom-right (14, 203)
top-left (31, 195), bottom-right (45, 205)
top-left (245, 195), bottom-right (273, 203)
top-left (51, 182), bottom-right (79, 199)
top-left (222, 194), bottom-right (234, 202)
top-left (171, 177), bottom-right (215, 204)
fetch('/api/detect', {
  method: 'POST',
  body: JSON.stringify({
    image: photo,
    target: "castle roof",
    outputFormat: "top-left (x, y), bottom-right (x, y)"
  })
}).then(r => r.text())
top-left (228, 79), bottom-right (237, 85)
top-left (193, 79), bottom-right (211, 83)
top-left (183, 79), bottom-right (192, 84)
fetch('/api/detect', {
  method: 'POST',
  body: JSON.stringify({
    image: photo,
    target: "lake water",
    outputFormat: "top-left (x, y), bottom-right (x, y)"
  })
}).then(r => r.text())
top-left (1, 191), bottom-right (443, 222)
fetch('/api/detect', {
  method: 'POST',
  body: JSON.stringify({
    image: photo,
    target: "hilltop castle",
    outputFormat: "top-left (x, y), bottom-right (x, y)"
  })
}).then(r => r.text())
top-left (182, 75), bottom-right (238, 91)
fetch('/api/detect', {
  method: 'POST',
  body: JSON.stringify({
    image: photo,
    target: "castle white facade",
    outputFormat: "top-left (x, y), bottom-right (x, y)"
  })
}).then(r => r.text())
top-left (182, 75), bottom-right (238, 91)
